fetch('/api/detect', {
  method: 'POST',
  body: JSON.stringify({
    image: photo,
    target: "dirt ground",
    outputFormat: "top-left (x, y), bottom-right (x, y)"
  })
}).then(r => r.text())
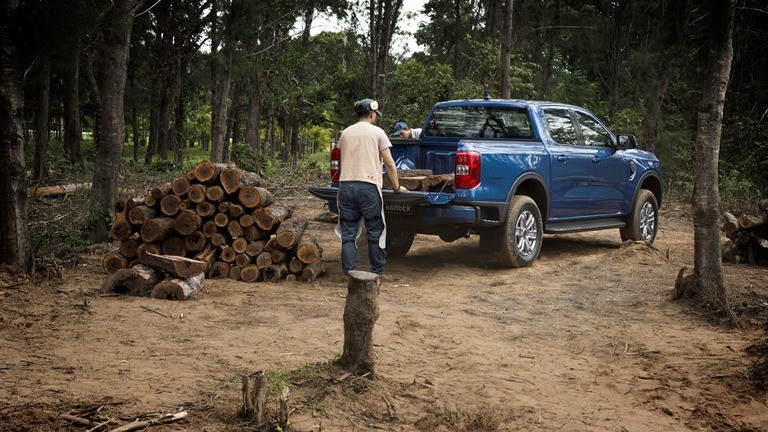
top-left (2, 191), bottom-right (768, 431)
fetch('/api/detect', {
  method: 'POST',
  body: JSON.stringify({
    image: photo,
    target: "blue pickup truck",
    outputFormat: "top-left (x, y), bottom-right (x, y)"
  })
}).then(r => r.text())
top-left (309, 98), bottom-right (663, 268)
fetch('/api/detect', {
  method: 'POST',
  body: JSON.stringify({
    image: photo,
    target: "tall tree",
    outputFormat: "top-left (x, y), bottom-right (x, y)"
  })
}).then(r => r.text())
top-left (686, 0), bottom-right (736, 306)
top-left (0, 0), bottom-right (32, 269)
top-left (499, 0), bottom-right (513, 98)
top-left (89, 0), bottom-right (138, 242)
top-left (33, 53), bottom-right (51, 180)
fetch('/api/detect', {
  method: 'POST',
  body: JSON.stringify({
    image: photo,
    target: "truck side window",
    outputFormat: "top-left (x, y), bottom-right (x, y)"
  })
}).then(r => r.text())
top-left (575, 112), bottom-right (612, 147)
top-left (543, 109), bottom-right (578, 146)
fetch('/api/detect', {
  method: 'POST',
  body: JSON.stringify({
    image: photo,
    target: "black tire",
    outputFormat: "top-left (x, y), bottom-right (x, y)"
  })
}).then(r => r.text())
top-left (497, 195), bottom-right (543, 268)
top-left (620, 189), bottom-right (658, 243)
top-left (386, 229), bottom-right (415, 259)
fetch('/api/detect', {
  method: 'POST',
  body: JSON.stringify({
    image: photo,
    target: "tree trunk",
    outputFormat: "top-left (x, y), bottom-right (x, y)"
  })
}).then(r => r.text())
top-left (89, 0), bottom-right (136, 243)
top-left (244, 52), bottom-right (262, 166)
top-left (211, 50), bottom-right (233, 163)
top-left (542, 0), bottom-right (561, 99)
top-left (64, 36), bottom-right (83, 164)
top-left (339, 270), bottom-right (380, 376)
top-left (0, 0), bottom-right (32, 270)
top-left (688, 0), bottom-right (735, 306)
top-left (34, 54), bottom-right (50, 180)
top-left (500, 0), bottom-right (513, 98)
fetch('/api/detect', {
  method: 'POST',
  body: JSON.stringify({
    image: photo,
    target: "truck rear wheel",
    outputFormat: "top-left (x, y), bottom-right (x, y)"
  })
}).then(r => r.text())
top-left (620, 189), bottom-right (658, 243)
top-left (386, 229), bottom-right (414, 259)
top-left (498, 195), bottom-right (542, 268)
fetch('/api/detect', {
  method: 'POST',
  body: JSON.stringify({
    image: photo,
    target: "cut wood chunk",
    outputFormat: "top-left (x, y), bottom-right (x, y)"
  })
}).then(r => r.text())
top-left (137, 242), bottom-right (161, 265)
top-left (150, 272), bottom-right (205, 300)
top-left (188, 184), bottom-right (207, 203)
top-left (103, 252), bottom-right (128, 275)
top-left (228, 220), bottom-right (244, 238)
top-left (211, 232), bottom-right (228, 246)
top-left (170, 177), bottom-right (190, 198)
top-left (110, 217), bottom-right (134, 241)
top-left (125, 197), bottom-right (144, 210)
top-left (214, 212), bottom-right (229, 228)
top-left (206, 185), bottom-right (226, 202)
top-left (194, 160), bottom-right (222, 183)
top-left (128, 205), bottom-right (159, 225)
top-left (239, 214), bottom-right (255, 228)
top-left (382, 169), bottom-right (432, 190)
top-left (186, 170), bottom-right (196, 181)
top-left (184, 231), bottom-right (207, 252)
top-left (296, 234), bottom-right (323, 264)
top-left (739, 214), bottom-right (767, 229)
top-left (179, 198), bottom-right (193, 211)
top-left (246, 240), bottom-right (267, 256)
top-left (114, 198), bottom-right (127, 215)
top-left (299, 261), bottom-right (327, 283)
top-left (194, 243), bottom-right (219, 266)
top-left (235, 253), bottom-right (253, 267)
top-left (265, 236), bottom-right (281, 252)
top-left (253, 208), bottom-right (278, 231)
top-left (160, 194), bottom-right (183, 216)
top-left (228, 203), bottom-right (245, 217)
top-left (196, 201), bottom-right (216, 218)
top-left (422, 173), bottom-right (455, 192)
top-left (399, 176), bottom-right (426, 191)
top-left (144, 252), bottom-right (208, 278)
top-left (150, 183), bottom-right (172, 200)
top-left (275, 219), bottom-right (307, 249)
top-left (143, 194), bottom-right (157, 207)
top-left (288, 258), bottom-right (305, 274)
top-left (217, 201), bottom-right (231, 214)
top-left (220, 166), bottom-right (262, 195)
top-left (244, 225), bottom-right (269, 241)
top-left (101, 264), bottom-right (164, 296)
top-left (240, 264), bottom-right (261, 282)
top-left (140, 217), bottom-right (177, 243)
top-left (221, 246), bottom-right (237, 263)
top-left (208, 261), bottom-right (230, 278)
top-left (229, 265), bottom-right (242, 281)
top-left (256, 251), bottom-right (273, 269)
top-left (232, 237), bottom-right (248, 254)
top-left (270, 249), bottom-right (288, 263)
top-left (238, 186), bottom-right (273, 209)
top-left (172, 176), bottom-right (191, 196)
top-left (263, 262), bottom-right (287, 282)
top-left (285, 274), bottom-right (297, 282)
top-left (120, 238), bottom-right (140, 258)
top-left (175, 209), bottom-right (203, 236)
top-left (161, 236), bottom-right (186, 257)
top-left (202, 220), bottom-right (218, 238)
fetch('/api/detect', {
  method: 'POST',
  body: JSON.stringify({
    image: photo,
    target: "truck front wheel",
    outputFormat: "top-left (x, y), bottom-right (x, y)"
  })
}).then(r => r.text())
top-left (386, 229), bottom-right (414, 259)
top-left (498, 195), bottom-right (543, 268)
top-left (620, 189), bottom-right (658, 243)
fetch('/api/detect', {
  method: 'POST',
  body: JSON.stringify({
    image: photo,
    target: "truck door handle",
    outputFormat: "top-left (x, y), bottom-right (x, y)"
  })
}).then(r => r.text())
top-left (557, 155), bottom-right (567, 162)
top-left (592, 157), bottom-right (601, 164)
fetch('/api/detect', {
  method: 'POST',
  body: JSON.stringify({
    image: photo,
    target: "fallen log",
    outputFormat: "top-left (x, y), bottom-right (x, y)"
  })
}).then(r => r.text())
top-left (150, 273), bottom-right (205, 300)
top-left (143, 252), bottom-right (208, 278)
top-left (299, 261), bottom-right (326, 283)
top-left (140, 217), bottom-right (177, 243)
top-left (128, 205), bottom-right (159, 225)
top-left (238, 186), bottom-right (273, 209)
top-left (275, 219), bottom-right (307, 249)
top-left (29, 182), bottom-right (90, 198)
top-left (102, 252), bottom-right (128, 275)
top-left (101, 264), bottom-right (164, 296)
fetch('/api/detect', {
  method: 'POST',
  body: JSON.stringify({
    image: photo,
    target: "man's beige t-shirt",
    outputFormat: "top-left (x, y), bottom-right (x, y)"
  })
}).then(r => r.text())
top-left (338, 121), bottom-right (392, 187)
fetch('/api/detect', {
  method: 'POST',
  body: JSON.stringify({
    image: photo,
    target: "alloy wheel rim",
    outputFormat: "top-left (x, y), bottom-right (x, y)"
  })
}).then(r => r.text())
top-left (639, 202), bottom-right (656, 241)
top-left (514, 210), bottom-right (538, 258)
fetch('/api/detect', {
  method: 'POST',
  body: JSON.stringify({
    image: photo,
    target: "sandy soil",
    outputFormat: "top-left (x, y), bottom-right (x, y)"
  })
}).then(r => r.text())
top-left (1, 193), bottom-right (768, 431)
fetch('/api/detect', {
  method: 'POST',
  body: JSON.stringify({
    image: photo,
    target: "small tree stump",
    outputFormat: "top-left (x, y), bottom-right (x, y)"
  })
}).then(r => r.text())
top-left (241, 370), bottom-right (268, 423)
top-left (339, 270), bottom-right (380, 376)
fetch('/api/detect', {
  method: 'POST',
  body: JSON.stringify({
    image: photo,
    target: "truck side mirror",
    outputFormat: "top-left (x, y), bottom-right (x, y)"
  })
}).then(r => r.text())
top-left (616, 134), bottom-right (637, 150)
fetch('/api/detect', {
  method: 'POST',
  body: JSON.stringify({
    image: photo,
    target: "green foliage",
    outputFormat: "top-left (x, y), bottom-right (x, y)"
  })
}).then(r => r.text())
top-left (229, 143), bottom-right (258, 172)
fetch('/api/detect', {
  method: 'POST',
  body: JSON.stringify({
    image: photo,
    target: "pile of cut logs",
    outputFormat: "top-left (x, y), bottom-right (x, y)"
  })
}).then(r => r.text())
top-left (721, 199), bottom-right (768, 266)
top-left (103, 160), bottom-right (326, 294)
top-left (383, 169), bottom-right (455, 192)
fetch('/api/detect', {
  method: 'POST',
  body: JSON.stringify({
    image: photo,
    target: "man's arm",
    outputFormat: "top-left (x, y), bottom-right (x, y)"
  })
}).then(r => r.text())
top-left (381, 148), bottom-right (401, 191)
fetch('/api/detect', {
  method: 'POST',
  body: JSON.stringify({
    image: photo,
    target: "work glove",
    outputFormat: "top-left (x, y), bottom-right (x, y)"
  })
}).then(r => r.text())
top-left (395, 185), bottom-right (408, 193)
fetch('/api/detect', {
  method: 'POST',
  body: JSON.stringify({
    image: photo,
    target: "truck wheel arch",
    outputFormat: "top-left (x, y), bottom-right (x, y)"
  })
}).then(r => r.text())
top-left (635, 172), bottom-right (663, 209)
top-left (504, 173), bottom-right (549, 222)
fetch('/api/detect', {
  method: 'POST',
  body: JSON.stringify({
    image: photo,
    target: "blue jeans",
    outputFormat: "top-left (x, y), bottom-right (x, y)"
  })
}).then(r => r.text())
top-left (338, 181), bottom-right (386, 275)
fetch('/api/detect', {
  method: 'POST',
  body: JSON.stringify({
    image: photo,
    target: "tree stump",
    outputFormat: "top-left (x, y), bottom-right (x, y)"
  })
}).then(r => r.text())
top-left (339, 270), bottom-right (380, 377)
top-left (241, 370), bottom-right (268, 423)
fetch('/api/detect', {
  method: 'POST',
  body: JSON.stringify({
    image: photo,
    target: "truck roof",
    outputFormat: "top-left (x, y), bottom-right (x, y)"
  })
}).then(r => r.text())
top-left (434, 99), bottom-right (581, 111)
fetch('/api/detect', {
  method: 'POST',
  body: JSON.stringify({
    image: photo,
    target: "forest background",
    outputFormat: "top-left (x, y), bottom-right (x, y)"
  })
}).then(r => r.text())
top-left (1, 0), bottom-right (767, 263)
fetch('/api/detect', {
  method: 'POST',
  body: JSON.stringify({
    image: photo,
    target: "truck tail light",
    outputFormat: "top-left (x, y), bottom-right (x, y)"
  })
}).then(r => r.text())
top-left (455, 151), bottom-right (481, 189)
top-left (330, 146), bottom-right (341, 182)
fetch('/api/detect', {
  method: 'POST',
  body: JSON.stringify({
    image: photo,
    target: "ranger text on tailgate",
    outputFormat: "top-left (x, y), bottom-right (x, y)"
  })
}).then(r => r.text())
top-left (309, 98), bottom-right (663, 268)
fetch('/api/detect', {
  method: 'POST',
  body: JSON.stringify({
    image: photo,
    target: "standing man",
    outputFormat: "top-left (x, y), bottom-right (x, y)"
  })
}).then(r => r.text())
top-left (336, 98), bottom-right (403, 277)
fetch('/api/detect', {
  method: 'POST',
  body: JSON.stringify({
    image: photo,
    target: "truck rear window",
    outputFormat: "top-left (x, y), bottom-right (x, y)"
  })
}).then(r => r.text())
top-left (424, 106), bottom-right (534, 139)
